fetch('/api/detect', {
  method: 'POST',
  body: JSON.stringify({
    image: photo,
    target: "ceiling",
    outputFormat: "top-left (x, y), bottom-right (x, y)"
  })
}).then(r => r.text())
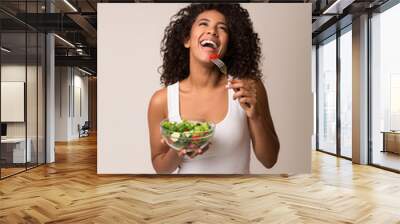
top-left (0, 0), bottom-right (392, 75)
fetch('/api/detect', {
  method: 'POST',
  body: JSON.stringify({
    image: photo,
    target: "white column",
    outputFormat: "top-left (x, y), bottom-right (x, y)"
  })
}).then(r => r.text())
top-left (45, 0), bottom-right (55, 163)
top-left (55, 67), bottom-right (74, 141)
top-left (46, 33), bottom-right (55, 163)
top-left (312, 45), bottom-right (317, 150)
top-left (352, 14), bottom-right (369, 164)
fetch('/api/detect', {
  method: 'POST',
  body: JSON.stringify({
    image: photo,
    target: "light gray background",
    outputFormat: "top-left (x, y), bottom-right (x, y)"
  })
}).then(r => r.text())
top-left (97, 3), bottom-right (312, 174)
top-left (1, 82), bottom-right (25, 122)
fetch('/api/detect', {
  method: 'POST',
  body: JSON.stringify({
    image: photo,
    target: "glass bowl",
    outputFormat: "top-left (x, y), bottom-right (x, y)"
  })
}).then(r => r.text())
top-left (160, 118), bottom-right (215, 152)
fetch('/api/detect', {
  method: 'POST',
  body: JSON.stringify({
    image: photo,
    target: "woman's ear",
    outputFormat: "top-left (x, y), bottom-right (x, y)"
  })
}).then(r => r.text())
top-left (184, 36), bottom-right (190, 48)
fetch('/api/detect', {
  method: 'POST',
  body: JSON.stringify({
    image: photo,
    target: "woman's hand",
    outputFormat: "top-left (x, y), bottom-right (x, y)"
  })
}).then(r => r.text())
top-left (227, 77), bottom-right (280, 169)
top-left (161, 139), bottom-right (211, 159)
top-left (226, 78), bottom-right (259, 119)
top-left (184, 143), bottom-right (212, 159)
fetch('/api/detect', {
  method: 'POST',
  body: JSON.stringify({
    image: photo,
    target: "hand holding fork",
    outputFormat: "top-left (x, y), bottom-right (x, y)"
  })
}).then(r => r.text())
top-left (209, 54), bottom-right (254, 113)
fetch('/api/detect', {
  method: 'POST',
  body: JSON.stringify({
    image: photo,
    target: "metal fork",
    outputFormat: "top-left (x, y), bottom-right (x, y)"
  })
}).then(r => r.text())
top-left (210, 56), bottom-right (251, 108)
top-left (210, 57), bottom-right (227, 75)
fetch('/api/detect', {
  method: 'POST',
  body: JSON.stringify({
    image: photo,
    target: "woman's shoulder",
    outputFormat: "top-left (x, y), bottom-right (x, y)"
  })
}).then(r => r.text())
top-left (149, 87), bottom-right (168, 117)
top-left (150, 87), bottom-right (167, 108)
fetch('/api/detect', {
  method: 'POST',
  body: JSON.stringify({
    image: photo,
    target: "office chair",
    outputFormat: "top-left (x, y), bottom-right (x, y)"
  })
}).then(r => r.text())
top-left (79, 121), bottom-right (90, 138)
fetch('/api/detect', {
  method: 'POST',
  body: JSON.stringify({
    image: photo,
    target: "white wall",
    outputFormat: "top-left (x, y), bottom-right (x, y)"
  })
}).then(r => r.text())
top-left (1, 64), bottom-right (46, 163)
top-left (1, 64), bottom-right (25, 124)
top-left (1, 65), bottom-right (39, 138)
top-left (55, 67), bottom-right (89, 141)
top-left (72, 72), bottom-right (89, 138)
top-left (55, 67), bottom-right (70, 141)
top-left (1, 83), bottom-right (24, 123)
top-left (98, 3), bottom-right (312, 174)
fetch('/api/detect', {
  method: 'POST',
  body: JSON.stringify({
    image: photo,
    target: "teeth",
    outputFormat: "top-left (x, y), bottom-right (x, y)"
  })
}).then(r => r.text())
top-left (200, 40), bottom-right (217, 49)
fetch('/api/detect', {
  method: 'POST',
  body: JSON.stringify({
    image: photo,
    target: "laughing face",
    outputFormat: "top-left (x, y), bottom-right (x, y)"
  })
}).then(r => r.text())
top-left (184, 10), bottom-right (229, 65)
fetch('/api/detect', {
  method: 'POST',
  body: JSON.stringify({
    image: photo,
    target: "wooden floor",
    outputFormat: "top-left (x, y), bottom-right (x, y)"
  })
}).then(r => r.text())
top-left (1, 135), bottom-right (400, 223)
top-left (373, 151), bottom-right (400, 171)
top-left (1, 163), bottom-right (44, 178)
top-left (0, 167), bottom-right (26, 178)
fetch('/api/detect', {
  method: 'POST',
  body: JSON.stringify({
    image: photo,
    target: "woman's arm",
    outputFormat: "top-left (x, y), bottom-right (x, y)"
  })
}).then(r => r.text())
top-left (147, 89), bottom-right (184, 173)
top-left (229, 79), bottom-right (280, 168)
top-left (247, 80), bottom-right (280, 168)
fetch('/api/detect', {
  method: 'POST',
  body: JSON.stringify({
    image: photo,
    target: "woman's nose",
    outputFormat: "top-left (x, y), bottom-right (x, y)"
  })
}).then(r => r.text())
top-left (207, 27), bottom-right (218, 36)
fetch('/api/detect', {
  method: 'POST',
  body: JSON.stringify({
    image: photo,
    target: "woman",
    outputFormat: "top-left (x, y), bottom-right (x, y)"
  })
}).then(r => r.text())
top-left (147, 3), bottom-right (279, 174)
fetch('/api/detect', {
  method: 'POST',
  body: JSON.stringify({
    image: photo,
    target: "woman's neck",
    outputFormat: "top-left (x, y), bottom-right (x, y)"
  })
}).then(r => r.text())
top-left (184, 59), bottom-right (226, 90)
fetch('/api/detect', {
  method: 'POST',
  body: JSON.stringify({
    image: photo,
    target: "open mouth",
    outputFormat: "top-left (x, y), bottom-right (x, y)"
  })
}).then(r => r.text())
top-left (200, 39), bottom-right (219, 51)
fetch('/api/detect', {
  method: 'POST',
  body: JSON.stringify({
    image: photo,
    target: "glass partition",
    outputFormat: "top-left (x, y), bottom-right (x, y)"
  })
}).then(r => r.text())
top-left (317, 35), bottom-right (337, 155)
top-left (27, 31), bottom-right (38, 170)
top-left (38, 32), bottom-right (45, 165)
top-left (0, 1), bottom-right (46, 179)
top-left (339, 27), bottom-right (352, 158)
top-left (26, 0), bottom-right (46, 169)
top-left (371, 3), bottom-right (400, 171)
top-left (0, 31), bottom-right (28, 177)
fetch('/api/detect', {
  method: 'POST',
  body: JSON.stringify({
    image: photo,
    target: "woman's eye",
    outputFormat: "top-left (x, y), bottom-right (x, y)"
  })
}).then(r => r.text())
top-left (199, 22), bottom-right (208, 26)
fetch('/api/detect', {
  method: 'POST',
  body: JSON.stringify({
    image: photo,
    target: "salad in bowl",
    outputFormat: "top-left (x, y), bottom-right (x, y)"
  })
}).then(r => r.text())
top-left (160, 119), bottom-right (215, 152)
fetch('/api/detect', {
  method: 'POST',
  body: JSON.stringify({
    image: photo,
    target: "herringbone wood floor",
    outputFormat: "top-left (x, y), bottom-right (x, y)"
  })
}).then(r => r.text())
top-left (1, 135), bottom-right (400, 224)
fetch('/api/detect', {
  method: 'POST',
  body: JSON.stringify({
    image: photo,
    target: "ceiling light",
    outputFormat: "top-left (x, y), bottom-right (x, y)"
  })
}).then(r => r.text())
top-left (54, 34), bottom-right (75, 48)
top-left (323, 0), bottom-right (341, 14)
top-left (1, 47), bottom-right (11, 53)
top-left (78, 67), bottom-right (93, 76)
top-left (322, 0), bottom-right (355, 14)
top-left (63, 0), bottom-right (78, 12)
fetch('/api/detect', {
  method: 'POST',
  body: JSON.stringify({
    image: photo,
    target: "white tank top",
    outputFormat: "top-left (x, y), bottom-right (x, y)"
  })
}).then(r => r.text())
top-left (167, 80), bottom-right (251, 174)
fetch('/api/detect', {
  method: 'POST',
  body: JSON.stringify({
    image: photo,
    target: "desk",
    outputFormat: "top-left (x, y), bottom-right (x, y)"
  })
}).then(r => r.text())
top-left (1, 138), bottom-right (31, 163)
top-left (382, 131), bottom-right (400, 154)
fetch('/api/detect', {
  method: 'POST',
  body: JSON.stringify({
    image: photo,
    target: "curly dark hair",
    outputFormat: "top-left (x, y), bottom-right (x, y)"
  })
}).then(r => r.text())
top-left (159, 3), bottom-right (262, 86)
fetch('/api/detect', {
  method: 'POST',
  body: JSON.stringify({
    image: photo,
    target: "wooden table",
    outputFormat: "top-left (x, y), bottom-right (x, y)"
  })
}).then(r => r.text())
top-left (0, 138), bottom-right (32, 164)
top-left (381, 131), bottom-right (400, 154)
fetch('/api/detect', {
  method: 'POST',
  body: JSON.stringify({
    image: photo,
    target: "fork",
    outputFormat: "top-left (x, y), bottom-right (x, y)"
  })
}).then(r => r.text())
top-left (209, 53), bottom-right (227, 75)
top-left (209, 54), bottom-right (251, 108)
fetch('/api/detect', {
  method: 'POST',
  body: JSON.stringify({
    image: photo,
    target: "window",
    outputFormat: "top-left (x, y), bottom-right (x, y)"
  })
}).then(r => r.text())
top-left (317, 36), bottom-right (337, 154)
top-left (340, 28), bottom-right (352, 158)
top-left (371, 2), bottom-right (400, 171)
